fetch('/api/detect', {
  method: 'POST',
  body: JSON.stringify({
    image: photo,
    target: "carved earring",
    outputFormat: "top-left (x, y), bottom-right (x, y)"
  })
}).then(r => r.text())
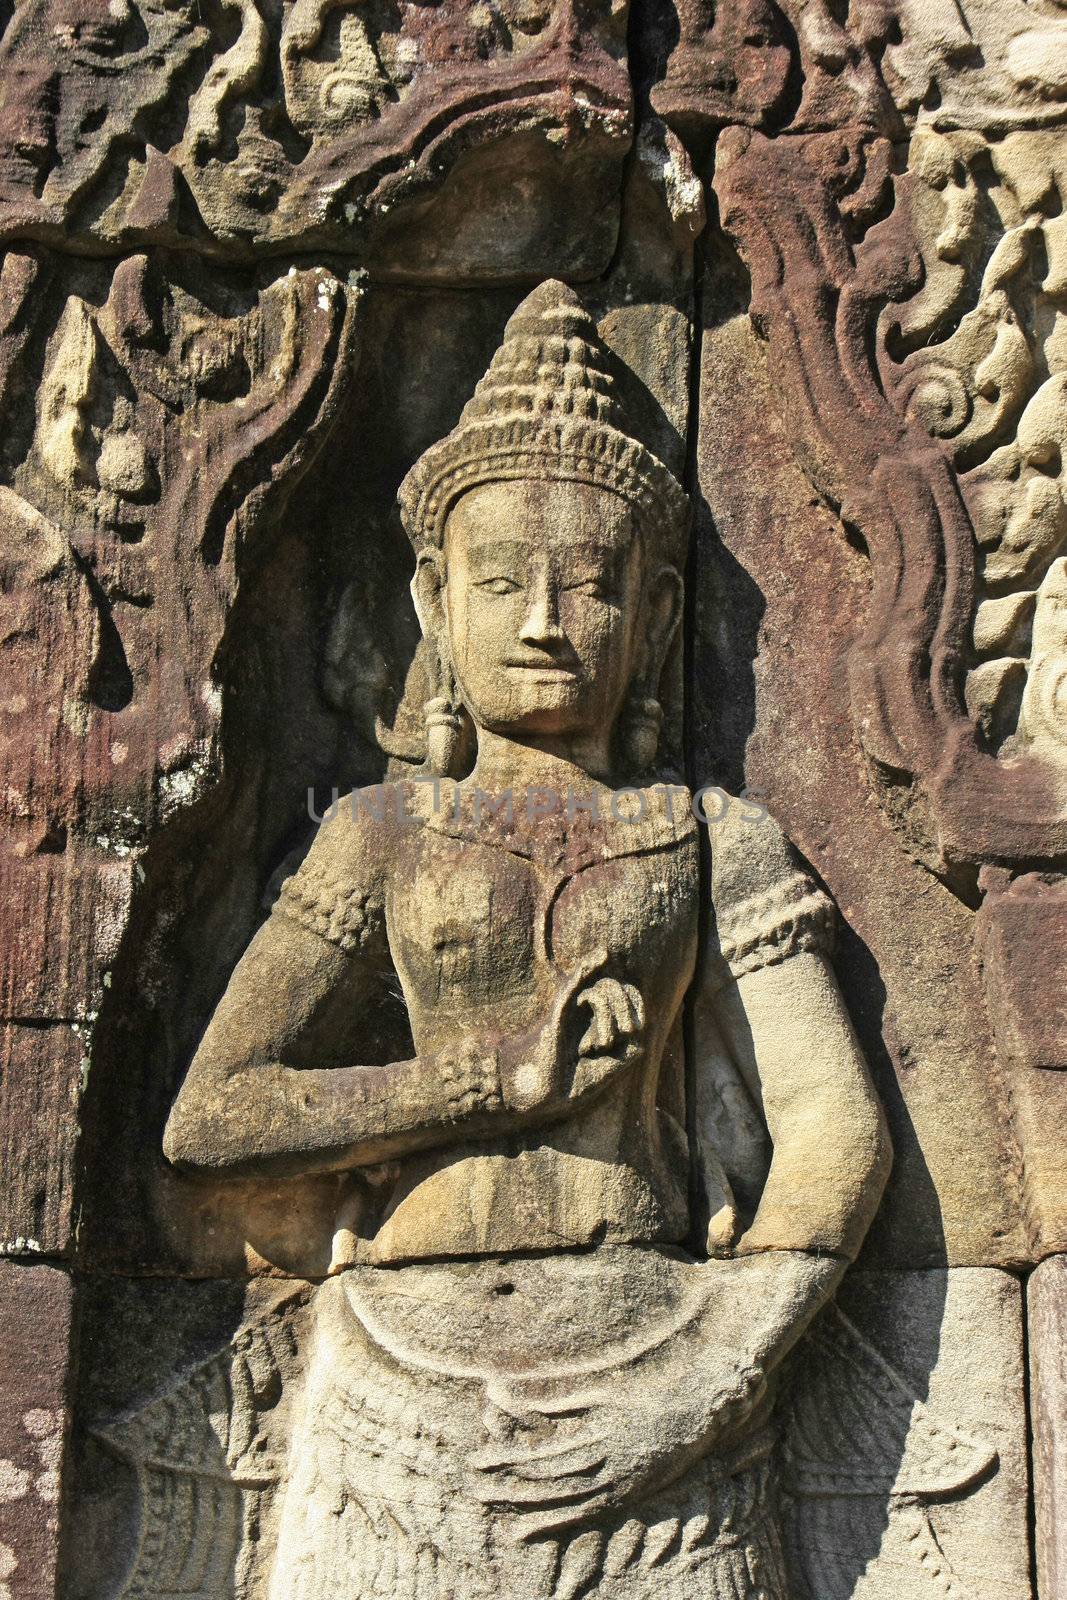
top-left (621, 693), bottom-right (663, 775)
top-left (424, 694), bottom-right (465, 776)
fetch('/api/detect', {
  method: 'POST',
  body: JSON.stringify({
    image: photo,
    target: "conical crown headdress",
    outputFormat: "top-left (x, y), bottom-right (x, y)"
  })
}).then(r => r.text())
top-left (398, 280), bottom-right (689, 565)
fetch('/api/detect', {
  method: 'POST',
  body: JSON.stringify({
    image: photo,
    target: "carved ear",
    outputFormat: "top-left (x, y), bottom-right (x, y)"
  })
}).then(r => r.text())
top-left (641, 563), bottom-right (683, 689)
top-left (411, 552), bottom-right (446, 648)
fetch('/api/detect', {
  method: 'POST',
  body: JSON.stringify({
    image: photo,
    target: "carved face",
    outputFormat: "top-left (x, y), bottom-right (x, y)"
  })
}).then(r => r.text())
top-left (437, 478), bottom-right (646, 743)
top-left (52, 0), bottom-right (145, 58)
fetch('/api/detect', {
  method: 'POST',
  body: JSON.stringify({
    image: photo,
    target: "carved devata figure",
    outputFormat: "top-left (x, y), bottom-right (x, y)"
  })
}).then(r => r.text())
top-left (109, 283), bottom-right (894, 1599)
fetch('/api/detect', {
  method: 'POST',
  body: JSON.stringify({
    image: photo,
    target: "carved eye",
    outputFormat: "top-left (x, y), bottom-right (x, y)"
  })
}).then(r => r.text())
top-left (566, 578), bottom-right (610, 598)
top-left (478, 576), bottom-right (521, 595)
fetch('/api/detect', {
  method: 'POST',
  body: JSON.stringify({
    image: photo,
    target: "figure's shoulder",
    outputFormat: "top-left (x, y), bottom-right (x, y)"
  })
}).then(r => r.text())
top-left (303, 780), bottom-right (431, 850)
top-left (707, 794), bottom-right (805, 902)
top-left (274, 785), bottom-right (400, 953)
top-left (706, 796), bottom-right (836, 982)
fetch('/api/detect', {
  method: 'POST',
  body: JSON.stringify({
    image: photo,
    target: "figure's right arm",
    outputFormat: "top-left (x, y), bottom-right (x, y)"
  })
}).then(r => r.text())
top-left (163, 800), bottom-right (500, 1178)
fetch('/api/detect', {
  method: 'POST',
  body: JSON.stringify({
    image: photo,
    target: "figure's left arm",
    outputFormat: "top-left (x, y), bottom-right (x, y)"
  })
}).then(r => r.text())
top-left (716, 951), bottom-right (891, 1258)
top-left (706, 812), bottom-right (892, 1262)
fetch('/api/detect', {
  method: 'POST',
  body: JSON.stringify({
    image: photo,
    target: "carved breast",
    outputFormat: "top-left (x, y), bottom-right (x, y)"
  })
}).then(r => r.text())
top-left (384, 807), bottom-right (699, 1059)
top-left (551, 842), bottom-right (699, 1019)
top-left (386, 831), bottom-right (542, 1049)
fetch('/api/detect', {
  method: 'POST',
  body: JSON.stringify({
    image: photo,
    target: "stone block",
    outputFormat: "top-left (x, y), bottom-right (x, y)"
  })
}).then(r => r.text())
top-left (0, 1263), bottom-right (73, 1600)
top-left (978, 879), bottom-right (1067, 1072)
top-left (0, 1023), bottom-right (85, 1257)
top-left (64, 1276), bottom-right (294, 1600)
top-left (1030, 1257), bottom-right (1067, 1600)
top-left (783, 1268), bottom-right (1031, 1600)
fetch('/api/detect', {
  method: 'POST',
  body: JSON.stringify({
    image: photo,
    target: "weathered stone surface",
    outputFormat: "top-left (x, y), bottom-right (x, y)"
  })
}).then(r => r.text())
top-left (65, 282), bottom-right (890, 1592)
top-left (0, 1263), bottom-right (73, 1600)
top-left (978, 876), bottom-right (1067, 1073)
top-left (1030, 1256), bottom-right (1067, 1600)
top-left (784, 1268), bottom-right (1031, 1600)
top-left (80, 1257), bottom-right (845, 1597)
top-left (69, 246), bottom-right (701, 1277)
top-left (0, 252), bottom-right (364, 1271)
top-left (72, 1266), bottom-right (1031, 1599)
top-left (0, 0), bottom-right (1060, 1593)
top-left (693, 282), bottom-right (1032, 1268)
top-left (655, 0), bottom-right (1067, 143)
top-left (0, 1023), bottom-right (86, 1256)
top-left (683, 23), bottom-right (1067, 1239)
top-left (712, 121), bottom-right (1067, 875)
top-left (860, 0), bottom-right (1067, 132)
top-left (0, 0), bottom-right (633, 275)
top-left (65, 1275), bottom-right (290, 1599)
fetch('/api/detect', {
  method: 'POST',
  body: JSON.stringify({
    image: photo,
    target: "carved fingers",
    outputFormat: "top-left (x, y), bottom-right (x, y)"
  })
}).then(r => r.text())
top-left (501, 951), bottom-right (646, 1114)
top-left (576, 975), bottom-right (643, 1056)
top-left (571, 976), bottom-right (645, 1098)
top-left (501, 948), bottom-right (608, 1111)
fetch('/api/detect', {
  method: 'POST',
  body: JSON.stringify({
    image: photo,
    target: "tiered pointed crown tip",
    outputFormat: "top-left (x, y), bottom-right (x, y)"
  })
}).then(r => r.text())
top-left (398, 279), bottom-right (688, 564)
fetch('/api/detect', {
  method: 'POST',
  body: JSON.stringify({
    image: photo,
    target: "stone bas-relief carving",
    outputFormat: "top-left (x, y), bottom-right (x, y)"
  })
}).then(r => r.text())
top-left (784, 1269), bottom-right (1030, 1600)
top-left (0, 0), bottom-right (632, 276)
top-left (680, 0), bottom-right (1067, 1263)
top-left (0, 0), bottom-right (1058, 1595)
top-left (712, 117), bottom-right (1067, 870)
top-left (101, 282), bottom-right (893, 1595)
top-left (94, 1267), bottom-right (1028, 1600)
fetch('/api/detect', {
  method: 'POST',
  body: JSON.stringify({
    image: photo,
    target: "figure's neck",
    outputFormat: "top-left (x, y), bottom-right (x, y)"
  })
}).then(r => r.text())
top-left (471, 729), bottom-right (616, 796)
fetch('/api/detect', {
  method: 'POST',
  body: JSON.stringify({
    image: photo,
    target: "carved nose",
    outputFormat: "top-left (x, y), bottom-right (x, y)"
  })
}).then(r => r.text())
top-left (519, 580), bottom-right (564, 646)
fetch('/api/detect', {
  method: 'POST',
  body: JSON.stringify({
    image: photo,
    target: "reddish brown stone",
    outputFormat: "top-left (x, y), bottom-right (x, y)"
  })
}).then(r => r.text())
top-left (967, 878), bottom-right (1067, 1262)
top-left (693, 278), bottom-right (1030, 1268)
top-left (651, 0), bottom-right (792, 143)
top-left (713, 124), bottom-right (1067, 874)
top-left (978, 878), bottom-right (1067, 1072)
top-left (0, 0), bottom-right (633, 276)
top-left (0, 856), bottom-right (134, 1023)
top-left (0, 855), bottom-right (133, 1255)
top-left (0, 1263), bottom-right (73, 1600)
top-left (0, 1024), bottom-right (86, 1256)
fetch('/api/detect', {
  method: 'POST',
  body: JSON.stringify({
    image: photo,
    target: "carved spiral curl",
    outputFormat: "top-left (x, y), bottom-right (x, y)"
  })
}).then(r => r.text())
top-left (899, 364), bottom-right (972, 440)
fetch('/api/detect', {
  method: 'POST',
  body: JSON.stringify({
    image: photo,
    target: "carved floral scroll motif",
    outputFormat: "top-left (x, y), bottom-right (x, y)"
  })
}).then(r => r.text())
top-left (0, 1), bottom-right (1053, 1596)
top-left (3, 253), bottom-right (363, 847)
top-left (652, 0), bottom-right (1067, 870)
top-left (712, 120), bottom-right (1067, 872)
top-left (655, 0), bottom-right (1067, 1236)
top-left (0, 0), bottom-right (633, 276)
top-left (0, 253), bottom-right (363, 1255)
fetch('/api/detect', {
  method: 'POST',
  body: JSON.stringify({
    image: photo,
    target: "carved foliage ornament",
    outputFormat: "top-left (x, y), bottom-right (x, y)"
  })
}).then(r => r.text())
top-left (0, 0), bottom-right (631, 273)
top-left (702, 12), bottom-right (1067, 871)
top-left (0, 254), bottom-right (363, 848)
top-left (649, 0), bottom-right (1067, 869)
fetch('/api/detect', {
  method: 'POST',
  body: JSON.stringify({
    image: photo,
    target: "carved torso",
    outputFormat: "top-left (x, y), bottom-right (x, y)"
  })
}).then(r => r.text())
top-left (274, 779), bottom-right (838, 1263)
top-left (280, 779), bottom-right (701, 1260)
top-left (386, 785), bottom-right (699, 1055)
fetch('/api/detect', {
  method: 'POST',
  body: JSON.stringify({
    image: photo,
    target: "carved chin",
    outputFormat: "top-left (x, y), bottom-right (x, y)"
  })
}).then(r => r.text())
top-left (466, 677), bottom-right (592, 734)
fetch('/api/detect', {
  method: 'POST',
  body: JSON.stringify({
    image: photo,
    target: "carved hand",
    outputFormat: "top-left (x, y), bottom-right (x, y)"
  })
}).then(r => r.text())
top-left (501, 949), bottom-right (645, 1114)
top-left (570, 972), bottom-right (645, 1100)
